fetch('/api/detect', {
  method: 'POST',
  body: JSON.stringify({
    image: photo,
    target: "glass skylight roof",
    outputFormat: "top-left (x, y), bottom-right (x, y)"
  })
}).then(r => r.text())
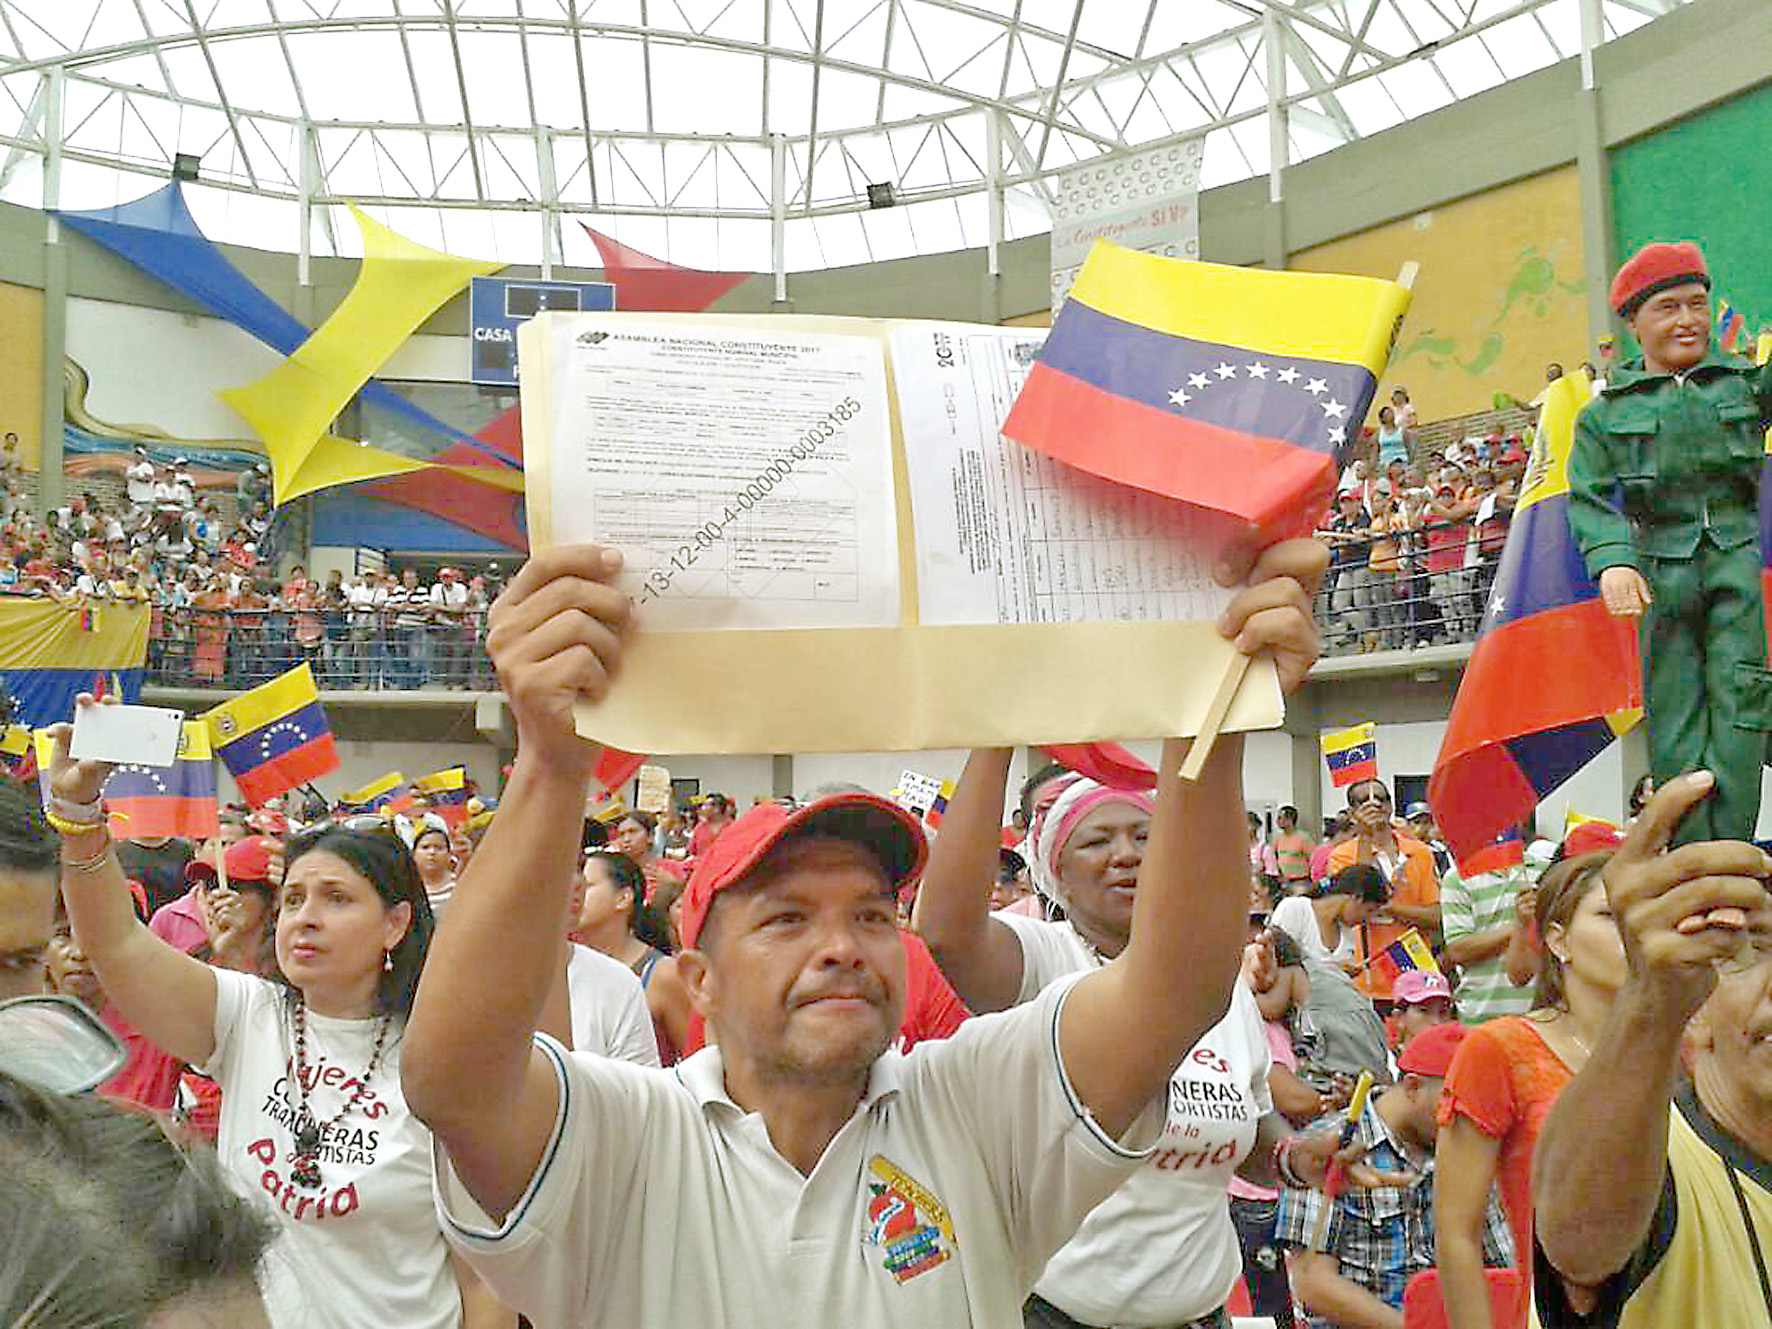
top-left (0, 0), bottom-right (1686, 271)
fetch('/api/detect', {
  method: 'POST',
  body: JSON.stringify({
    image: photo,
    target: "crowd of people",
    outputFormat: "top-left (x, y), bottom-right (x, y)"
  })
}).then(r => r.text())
top-left (0, 456), bottom-right (504, 690)
top-left (0, 533), bottom-right (1762, 1329)
top-left (1317, 388), bottom-right (1535, 655)
top-left (2, 278), bottom-right (1770, 1329)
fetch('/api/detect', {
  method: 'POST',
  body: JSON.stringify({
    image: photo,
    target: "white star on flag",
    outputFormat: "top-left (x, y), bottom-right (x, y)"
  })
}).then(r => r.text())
top-left (1246, 362), bottom-right (1269, 379)
top-left (1277, 367), bottom-right (1300, 384)
top-left (1215, 363), bottom-right (1238, 380)
top-left (1329, 427), bottom-right (1347, 444)
top-left (1489, 593), bottom-right (1506, 619)
top-left (258, 720), bottom-right (304, 761)
top-left (1168, 387), bottom-right (1191, 407)
top-left (1306, 378), bottom-right (1328, 395)
top-left (1323, 399), bottom-right (1346, 418)
top-left (1187, 372), bottom-right (1210, 390)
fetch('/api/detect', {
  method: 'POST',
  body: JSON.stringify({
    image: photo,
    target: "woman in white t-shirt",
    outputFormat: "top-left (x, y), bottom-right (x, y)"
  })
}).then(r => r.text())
top-left (49, 713), bottom-right (465, 1329)
top-left (914, 756), bottom-right (1355, 1329)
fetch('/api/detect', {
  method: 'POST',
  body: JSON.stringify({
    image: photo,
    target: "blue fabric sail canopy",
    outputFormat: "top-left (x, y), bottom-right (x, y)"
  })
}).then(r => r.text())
top-left (54, 184), bottom-right (513, 469)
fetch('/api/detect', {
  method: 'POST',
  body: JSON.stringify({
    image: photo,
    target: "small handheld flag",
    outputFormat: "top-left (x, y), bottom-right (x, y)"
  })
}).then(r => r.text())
top-left (413, 766), bottom-right (471, 826)
top-left (202, 664), bottom-right (338, 807)
top-left (1321, 723), bottom-right (1378, 788)
top-left (1003, 241), bottom-right (1412, 535)
top-left (338, 772), bottom-right (410, 815)
top-left (102, 721), bottom-right (221, 841)
top-left (1364, 927), bottom-right (1442, 991)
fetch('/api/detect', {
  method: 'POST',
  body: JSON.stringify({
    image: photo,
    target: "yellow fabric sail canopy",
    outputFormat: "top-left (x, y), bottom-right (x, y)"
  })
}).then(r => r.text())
top-left (219, 207), bottom-right (513, 504)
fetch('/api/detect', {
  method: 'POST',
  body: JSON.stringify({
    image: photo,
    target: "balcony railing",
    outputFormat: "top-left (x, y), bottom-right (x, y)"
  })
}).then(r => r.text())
top-left (117, 516), bottom-right (1509, 691)
top-left (144, 606), bottom-right (498, 691)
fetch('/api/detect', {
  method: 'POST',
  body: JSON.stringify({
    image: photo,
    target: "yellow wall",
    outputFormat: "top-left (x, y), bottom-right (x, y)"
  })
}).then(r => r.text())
top-left (1290, 167), bottom-right (1592, 422)
top-left (0, 282), bottom-right (42, 471)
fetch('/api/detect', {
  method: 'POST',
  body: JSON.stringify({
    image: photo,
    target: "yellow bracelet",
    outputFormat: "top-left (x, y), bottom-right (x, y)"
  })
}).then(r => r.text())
top-left (44, 809), bottom-right (108, 838)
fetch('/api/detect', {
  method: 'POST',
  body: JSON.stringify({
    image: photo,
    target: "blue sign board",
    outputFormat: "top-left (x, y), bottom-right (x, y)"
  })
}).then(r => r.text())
top-left (469, 276), bottom-right (616, 386)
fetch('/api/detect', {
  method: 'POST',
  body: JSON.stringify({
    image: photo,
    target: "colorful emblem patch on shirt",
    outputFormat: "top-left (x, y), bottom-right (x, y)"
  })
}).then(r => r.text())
top-left (863, 1155), bottom-right (956, 1283)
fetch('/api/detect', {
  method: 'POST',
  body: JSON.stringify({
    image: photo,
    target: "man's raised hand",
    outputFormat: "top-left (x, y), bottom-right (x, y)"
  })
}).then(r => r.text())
top-left (485, 546), bottom-right (632, 771)
top-left (1605, 770), bottom-right (1772, 1016)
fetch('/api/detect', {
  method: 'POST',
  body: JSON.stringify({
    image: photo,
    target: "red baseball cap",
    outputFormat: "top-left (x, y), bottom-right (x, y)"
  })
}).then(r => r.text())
top-left (185, 835), bottom-right (276, 886)
top-left (678, 793), bottom-right (927, 949)
top-left (1610, 241), bottom-right (1709, 317)
top-left (1397, 1021), bottom-right (1468, 1078)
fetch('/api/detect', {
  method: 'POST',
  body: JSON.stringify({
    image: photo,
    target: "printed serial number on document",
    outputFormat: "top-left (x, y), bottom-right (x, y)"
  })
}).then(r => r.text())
top-left (630, 394), bottom-right (865, 605)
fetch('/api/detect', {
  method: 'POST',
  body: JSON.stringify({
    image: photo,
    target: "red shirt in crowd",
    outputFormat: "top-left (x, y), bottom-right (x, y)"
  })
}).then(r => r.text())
top-left (1436, 1015), bottom-right (1576, 1328)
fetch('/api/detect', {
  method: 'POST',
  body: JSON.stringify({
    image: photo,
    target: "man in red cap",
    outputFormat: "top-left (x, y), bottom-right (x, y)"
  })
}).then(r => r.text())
top-left (1567, 241), bottom-right (1772, 843)
top-left (402, 536), bottom-right (1328, 1327)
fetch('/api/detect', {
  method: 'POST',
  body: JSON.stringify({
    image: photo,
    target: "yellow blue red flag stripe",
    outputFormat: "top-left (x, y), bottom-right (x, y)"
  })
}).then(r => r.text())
top-left (1321, 723), bottom-right (1378, 788)
top-left (202, 664), bottom-right (337, 807)
top-left (1003, 242), bottom-right (1411, 532)
top-left (1430, 374), bottom-right (1649, 869)
top-left (103, 721), bottom-right (220, 840)
top-left (0, 601), bottom-right (147, 726)
top-left (338, 771), bottom-right (409, 813)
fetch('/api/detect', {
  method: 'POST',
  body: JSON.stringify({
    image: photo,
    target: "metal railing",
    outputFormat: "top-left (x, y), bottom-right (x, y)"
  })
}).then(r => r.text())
top-left (144, 607), bottom-right (497, 691)
top-left (121, 517), bottom-right (1510, 691)
top-left (1315, 514), bottom-right (1507, 656)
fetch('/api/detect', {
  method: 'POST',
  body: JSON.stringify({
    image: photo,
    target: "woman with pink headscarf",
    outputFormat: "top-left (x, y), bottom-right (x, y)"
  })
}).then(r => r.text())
top-left (916, 753), bottom-right (1362, 1329)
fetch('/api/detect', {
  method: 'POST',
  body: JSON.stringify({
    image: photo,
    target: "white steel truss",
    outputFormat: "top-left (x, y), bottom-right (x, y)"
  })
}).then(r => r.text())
top-left (0, 0), bottom-right (1689, 270)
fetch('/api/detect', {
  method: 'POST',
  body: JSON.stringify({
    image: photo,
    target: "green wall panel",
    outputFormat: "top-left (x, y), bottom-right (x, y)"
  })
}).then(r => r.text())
top-left (1611, 79), bottom-right (1772, 344)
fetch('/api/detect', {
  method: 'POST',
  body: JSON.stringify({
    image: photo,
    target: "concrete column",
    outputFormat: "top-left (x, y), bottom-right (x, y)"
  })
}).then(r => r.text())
top-left (37, 241), bottom-right (66, 516)
top-left (1575, 0), bottom-right (1617, 348)
top-left (36, 67), bottom-right (64, 515)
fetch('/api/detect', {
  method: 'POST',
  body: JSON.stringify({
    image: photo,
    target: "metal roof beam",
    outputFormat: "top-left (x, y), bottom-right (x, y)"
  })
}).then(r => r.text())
top-left (178, 0), bottom-right (259, 187)
top-left (0, 14), bottom-right (1118, 150)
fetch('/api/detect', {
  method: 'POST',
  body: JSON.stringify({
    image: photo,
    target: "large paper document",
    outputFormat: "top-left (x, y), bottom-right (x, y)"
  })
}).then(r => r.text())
top-left (546, 323), bottom-right (899, 631)
top-left (520, 312), bottom-right (1282, 754)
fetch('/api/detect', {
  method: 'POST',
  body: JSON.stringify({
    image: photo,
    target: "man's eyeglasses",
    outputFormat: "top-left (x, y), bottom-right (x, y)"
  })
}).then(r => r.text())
top-left (1351, 790), bottom-right (1392, 806)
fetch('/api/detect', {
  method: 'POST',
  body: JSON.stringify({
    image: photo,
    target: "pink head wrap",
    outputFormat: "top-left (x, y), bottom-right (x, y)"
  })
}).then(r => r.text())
top-left (1026, 776), bottom-right (1154, 907)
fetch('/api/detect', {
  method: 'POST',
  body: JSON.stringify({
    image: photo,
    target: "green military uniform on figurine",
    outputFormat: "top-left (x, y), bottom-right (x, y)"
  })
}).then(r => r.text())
top-left (1567, 242), bottom-right (1772, 844)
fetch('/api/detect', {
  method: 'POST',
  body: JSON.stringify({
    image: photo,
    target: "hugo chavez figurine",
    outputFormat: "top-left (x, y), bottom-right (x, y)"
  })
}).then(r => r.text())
top-left (1567, 242), bottom-right (1772, 844)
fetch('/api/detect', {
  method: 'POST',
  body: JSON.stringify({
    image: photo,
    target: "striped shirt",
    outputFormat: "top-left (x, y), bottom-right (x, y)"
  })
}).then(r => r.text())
top-left (1440, 864), bottom-right (1535, 1023)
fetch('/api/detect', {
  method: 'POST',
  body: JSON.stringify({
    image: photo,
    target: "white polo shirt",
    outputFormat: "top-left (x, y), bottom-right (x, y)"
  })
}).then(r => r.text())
top-left (436, 973), bottom-right (1160, 1328)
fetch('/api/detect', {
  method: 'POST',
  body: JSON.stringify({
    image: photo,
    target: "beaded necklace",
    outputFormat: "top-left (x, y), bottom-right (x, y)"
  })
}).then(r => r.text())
top-left (287, 996), bottom-right (392, 1190)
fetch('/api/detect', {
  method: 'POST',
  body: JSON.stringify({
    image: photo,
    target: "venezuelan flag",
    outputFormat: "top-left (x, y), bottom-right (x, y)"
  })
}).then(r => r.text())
top-left (414, 766), bottom-right (472, 825)
top-left (1321, 723), bottom-right (1378, 788)
top-left (1037, 743), bottom-right (1156, 792)
top-left (103, 721), bottom-right (220, 841)
top-left (1430, 374), bottom-right (1645, 870)
top-left (1003, 241), bottom-right (1411, 533)
top-left (0, 601), bottom-right (147, 727)
top-left (1368, 927), bottom-right (1441, 990)
top-left (923, 779), bottom-right (957, 830)
top-left (338, 772), bottom-right (410, 814)
top-left (1461, 829), bottom-right (1525, 878)
top-left (202, 664), bottom-right (338, 807)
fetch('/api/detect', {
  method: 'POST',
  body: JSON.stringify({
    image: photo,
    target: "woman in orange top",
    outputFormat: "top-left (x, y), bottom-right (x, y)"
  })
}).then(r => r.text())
top-left (1432, 850), bottom-right (1627, 1329)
